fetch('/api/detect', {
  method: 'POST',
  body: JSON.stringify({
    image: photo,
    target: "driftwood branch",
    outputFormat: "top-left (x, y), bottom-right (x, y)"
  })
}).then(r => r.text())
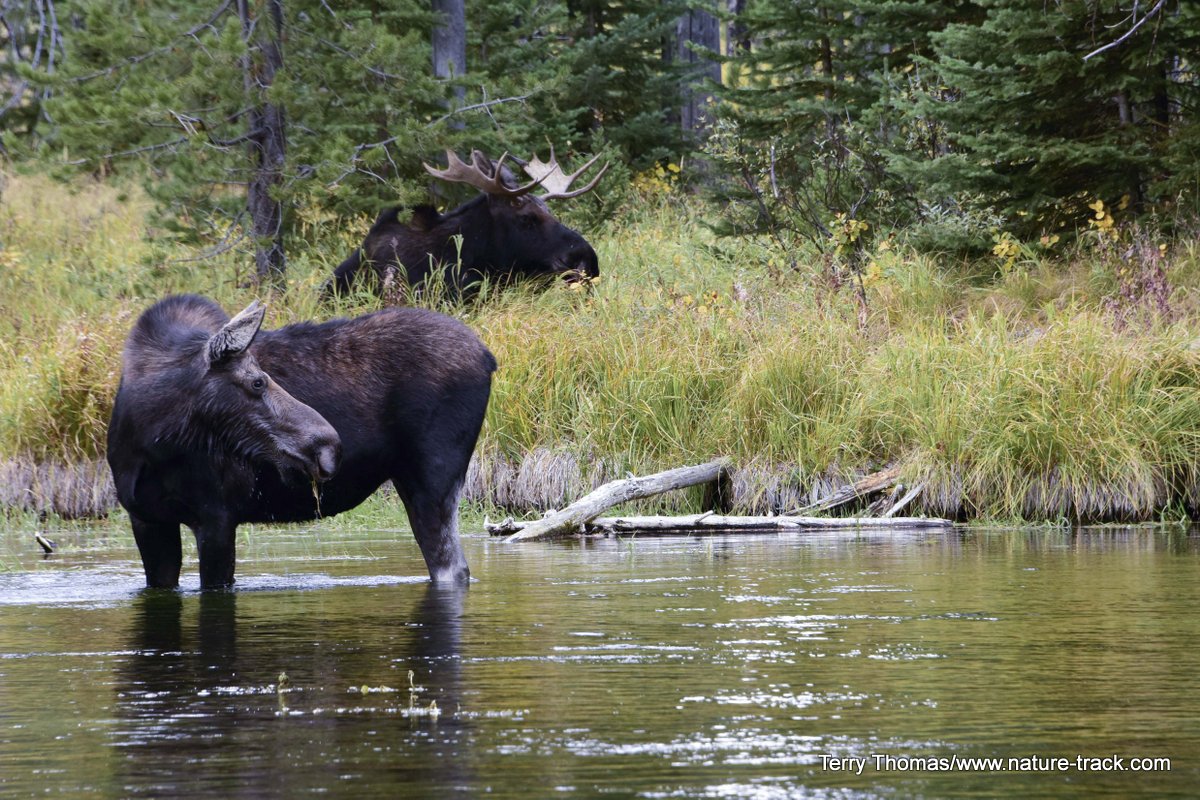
top-left (501, 460), bottom-right (732, 543)
top-left (791, 465), bottom-right (901, 514)
top-left (489, 512), bottom-right (952, 537)
top-left (882, 481), bottom-right (926, 518)
top-left (490, 460), bottom-right (951, 541)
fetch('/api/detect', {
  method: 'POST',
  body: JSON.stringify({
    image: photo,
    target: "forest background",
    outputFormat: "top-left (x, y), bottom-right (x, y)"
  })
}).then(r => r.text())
top-left (2, 0), bottom-right (1200, 525)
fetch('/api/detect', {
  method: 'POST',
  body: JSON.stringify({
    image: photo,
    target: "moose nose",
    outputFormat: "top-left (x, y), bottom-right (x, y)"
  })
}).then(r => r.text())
top-left (315, 440), bottom-right (341, 481)
top-left (561, 244), bottom-right (599, 281)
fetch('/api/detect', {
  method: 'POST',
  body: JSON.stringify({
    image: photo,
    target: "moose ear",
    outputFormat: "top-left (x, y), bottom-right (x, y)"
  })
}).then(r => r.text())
top-left (409, 205), bottom-right (442, 231)
top-left (207, 300), bottom-right (266, 364)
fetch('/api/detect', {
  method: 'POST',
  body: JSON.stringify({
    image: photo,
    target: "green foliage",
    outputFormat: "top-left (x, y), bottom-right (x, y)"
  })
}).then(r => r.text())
top-left (43, 0), bottom-right (448, 242)
top-left (900, 0), bottom-right (1200, 235)
top-left (706, 0), bottom-right (970, 278)
top-left (10, 0), bottom-right (696, 269)
top-left (709, 0), bottom-right (1199, 269)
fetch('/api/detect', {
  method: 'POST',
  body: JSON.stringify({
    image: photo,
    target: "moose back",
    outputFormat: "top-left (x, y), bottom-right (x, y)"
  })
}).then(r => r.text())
top-left (327, 149), bottom-right (606, 299)
top-left (106, 294), bottom-right (495, 589)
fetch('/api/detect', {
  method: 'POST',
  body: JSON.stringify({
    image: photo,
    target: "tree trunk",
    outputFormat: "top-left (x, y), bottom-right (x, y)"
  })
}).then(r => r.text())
top-left (726, 0), bottom-right (749, 58)
top-left (240, 0), bottom-right (286, 283)
top-left (431, 0), bottom-right (466, 115)
top-left (675, 1), bottom-right (721, 139)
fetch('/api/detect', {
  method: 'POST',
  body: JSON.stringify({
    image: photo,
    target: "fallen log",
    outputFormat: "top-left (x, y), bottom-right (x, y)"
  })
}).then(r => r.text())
top-left (791, 465), bottom-right (901, 514)
top-left (499, 460), bottom-right (731, 543)
top-left (882, 481), bottom-right (926, 518)
top-left (489, 511), bottom-right (953, 537)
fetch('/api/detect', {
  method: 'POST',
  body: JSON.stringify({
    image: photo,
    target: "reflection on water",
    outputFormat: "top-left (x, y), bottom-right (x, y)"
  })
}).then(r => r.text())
top-left (1, 526), bottom-right (1199, 797)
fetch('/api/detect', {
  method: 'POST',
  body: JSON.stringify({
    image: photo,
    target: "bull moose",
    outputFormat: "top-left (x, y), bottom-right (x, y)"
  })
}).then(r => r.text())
top-left (106, 294), bottom-right (495, 590)
top-left (326, 149), bottom-right (607, 299)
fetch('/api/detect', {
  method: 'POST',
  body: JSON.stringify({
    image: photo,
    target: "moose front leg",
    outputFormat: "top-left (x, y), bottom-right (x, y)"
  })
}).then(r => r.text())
top-left (191, 521), bottom-right (238, 590)
top-left (130, 515), bottom-right (183, 589)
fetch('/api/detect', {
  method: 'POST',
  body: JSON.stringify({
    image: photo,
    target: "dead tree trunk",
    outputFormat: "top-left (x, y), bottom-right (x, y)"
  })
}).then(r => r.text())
top-left (726, 0), bottom-right (750, 58)
top-left (240, 0), bottom-right (286, 283)
top-left (674, 1), bottom-right (721, 139)
top-left (431, 0), bottom-right (466, 119)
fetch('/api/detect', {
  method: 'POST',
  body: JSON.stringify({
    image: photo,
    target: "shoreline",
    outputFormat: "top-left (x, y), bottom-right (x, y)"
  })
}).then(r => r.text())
top-left (5, 449), bottom-right (1194, 525)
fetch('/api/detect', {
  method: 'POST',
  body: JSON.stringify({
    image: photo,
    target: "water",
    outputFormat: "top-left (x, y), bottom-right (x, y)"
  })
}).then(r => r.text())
top-left (1, 524), bottom-right (1198, 798)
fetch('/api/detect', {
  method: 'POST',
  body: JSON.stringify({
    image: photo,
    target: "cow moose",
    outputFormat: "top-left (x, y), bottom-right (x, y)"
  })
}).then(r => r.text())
top-left (106, 294), bottom-right (495, 590)
top-left (326, 149), bottom-right (607, 299)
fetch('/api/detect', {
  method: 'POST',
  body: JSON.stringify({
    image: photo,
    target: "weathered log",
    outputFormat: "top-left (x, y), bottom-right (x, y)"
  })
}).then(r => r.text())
top-left (792, 464), bottom-right (901, 514)
top-left (490, 511), bottom-right (953, 536)
top-left (866, 483), bottom-right (904, 516)
top-left (599, 513), bottom-right (950, 532)
top-left (882, 481), bottom-right (926, 518)
top-left (500, 460), bottom-right (731, 543)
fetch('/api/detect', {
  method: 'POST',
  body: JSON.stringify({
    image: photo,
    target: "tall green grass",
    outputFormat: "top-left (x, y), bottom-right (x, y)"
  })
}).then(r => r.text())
top-left (4, 168), bottom-right (1200, 521)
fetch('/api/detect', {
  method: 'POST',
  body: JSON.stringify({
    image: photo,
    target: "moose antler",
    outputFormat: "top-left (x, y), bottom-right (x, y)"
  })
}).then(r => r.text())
top-left (423, 149), bottom-right (544, 197)
top-left (522, 147), bottom-right (609, 200)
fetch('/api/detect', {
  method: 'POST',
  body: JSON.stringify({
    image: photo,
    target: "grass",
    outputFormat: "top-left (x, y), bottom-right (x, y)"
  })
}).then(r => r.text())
top-left (4, 166), bottom-right (1200, 523)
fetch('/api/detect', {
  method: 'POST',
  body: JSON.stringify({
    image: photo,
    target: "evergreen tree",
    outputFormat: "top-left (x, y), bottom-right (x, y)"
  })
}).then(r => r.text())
top-left (0, 0), bottom-right (66, 148)
top-left (900, 0), bottom-right (1200, 235)
top-left (554, 0), bottom-right (691, 167)
top-left (41, 0), bottom-right (448, 274)
top-left (710, 0), bottom-right (972, 248)
top-left (26, 0), bottom-right (693, 271)
top-left (462, 0), bottom-right (692, 169)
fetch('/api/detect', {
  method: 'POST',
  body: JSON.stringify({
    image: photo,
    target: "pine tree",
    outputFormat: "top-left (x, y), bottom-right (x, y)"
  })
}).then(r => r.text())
top-left (29, 0), bottom-right (694, 271)
top-left (42, 0), bottom-right (448, 275)
top-left (459, 0), bottom-right (691, 169)
top-left (551, 0), bottom-right (690, 166)
top-left (710, 0), bottom-right (972, 246)
top-left (901, 0), bottom-right (1200, 235)
top-left (0, 0), bottom-right (66, 148)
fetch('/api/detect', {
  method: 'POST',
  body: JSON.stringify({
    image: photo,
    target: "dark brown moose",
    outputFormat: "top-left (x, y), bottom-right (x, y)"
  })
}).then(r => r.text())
top-left (106, 294), bottom-right (495, 590)
top-left (326, 149), bottom-right (606, 299)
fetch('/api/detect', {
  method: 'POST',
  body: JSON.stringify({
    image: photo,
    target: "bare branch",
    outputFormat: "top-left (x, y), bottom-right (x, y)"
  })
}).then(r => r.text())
top-left (427, 92), bottom-right (531, 127)
top-left (63, 136), bottom-right (187, 165)
top-left (166, 213), bottom-right (250, 264)
top-left (1083, 0), bottom-right (1169, 61)
top-left (323, 94), bottom-right (533, 188)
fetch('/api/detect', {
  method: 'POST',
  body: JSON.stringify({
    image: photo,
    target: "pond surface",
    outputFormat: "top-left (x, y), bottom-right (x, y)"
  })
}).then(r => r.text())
top-left (1, 523), bottom-right (1198, 798)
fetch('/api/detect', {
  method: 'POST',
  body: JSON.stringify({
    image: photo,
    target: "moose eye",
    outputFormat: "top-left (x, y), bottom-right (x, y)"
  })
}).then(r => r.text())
top-left (250, 376), bottom-right (267, 393)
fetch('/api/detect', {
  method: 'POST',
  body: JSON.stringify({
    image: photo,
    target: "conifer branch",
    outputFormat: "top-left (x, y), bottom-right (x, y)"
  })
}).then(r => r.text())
top-left (69, 1), bottom-right (232, 82)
